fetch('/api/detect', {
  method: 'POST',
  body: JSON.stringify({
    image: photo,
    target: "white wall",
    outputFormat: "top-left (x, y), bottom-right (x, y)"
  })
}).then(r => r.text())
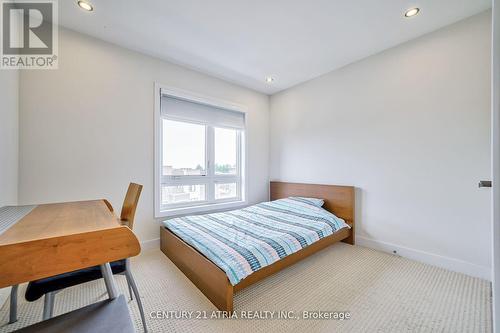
top-left (270, 12), bottom-right (492, 279)
top-left (18, 28), bottom-right (270, 244)
top-left (0, 69), bottom-right (19, 307)
top-left (0, 70), bottom-right (18, 207)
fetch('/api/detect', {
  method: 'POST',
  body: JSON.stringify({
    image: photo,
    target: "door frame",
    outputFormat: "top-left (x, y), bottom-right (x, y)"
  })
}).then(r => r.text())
top-left (492, 1), bottom-right (500, 332)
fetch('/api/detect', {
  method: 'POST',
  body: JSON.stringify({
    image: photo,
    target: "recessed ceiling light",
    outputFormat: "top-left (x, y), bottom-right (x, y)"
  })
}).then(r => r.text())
top-left (77, 1), bottom-right (93, 11)
top-left (404, 8), bottom-right (420, 18)
top-left (265, 76), bottom-right (275, 83)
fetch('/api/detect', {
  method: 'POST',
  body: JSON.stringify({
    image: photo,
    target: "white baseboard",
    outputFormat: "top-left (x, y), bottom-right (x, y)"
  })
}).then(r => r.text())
top-left (356, 236), bottom-right (491, 281)
top-left (141, 238), bottom-right (160, 251)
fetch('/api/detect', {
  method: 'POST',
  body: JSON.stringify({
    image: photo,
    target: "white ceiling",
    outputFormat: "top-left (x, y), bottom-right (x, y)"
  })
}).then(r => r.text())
top-left (59, 0), bottom-right (491, 94)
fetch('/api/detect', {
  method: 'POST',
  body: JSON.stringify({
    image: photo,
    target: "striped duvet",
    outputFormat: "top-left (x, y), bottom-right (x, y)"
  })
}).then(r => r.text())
top-left (163, 198), bottom-right (349, 285)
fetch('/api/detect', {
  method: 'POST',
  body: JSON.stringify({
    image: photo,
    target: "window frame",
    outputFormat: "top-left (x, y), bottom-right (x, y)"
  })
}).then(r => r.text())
top-left (154, 83), bottom-right (248, 218)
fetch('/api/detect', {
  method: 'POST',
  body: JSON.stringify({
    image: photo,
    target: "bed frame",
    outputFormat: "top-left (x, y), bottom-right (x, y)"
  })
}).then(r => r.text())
top-left (160, 181), bottom-right (355, 312)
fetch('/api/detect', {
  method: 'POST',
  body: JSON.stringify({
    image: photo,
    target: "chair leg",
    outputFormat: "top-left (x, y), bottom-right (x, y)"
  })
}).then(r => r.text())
top-left (42, 292), bottom-right (56, 320)
top-left (9, 285), bottom-right (18, 324)
top-left (127, 278), bottom-right (134, 301)
top-left (125, 269), bottom-right (147, 333)
top-left (100, 263), bottom-right (118, 299)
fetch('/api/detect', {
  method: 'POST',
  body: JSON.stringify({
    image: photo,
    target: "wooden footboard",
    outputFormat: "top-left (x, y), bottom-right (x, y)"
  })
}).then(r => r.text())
top-left (160, 227), bottom-right (234, 312)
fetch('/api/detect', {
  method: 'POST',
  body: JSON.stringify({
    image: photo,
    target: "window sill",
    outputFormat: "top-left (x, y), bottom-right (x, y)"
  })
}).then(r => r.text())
top-left (156, 200), bottom-right (247, 218)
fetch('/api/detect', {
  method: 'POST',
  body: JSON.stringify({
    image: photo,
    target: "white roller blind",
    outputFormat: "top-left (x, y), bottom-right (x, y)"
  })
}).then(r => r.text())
top-left (161, 95), bottom-right (245, 129)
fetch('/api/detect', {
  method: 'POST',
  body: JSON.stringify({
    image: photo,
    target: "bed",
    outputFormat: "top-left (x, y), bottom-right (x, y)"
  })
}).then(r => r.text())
top-left (160, 181), bottom-right (355, 312)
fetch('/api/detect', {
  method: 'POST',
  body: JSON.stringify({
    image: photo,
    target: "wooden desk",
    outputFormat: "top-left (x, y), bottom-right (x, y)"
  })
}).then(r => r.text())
top-left (0, 200), bottom-right (141, 289)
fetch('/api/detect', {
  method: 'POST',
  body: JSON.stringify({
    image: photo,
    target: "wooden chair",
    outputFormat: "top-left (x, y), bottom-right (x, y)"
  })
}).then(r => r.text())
top-left (9, 183), bottom-right (147, 332)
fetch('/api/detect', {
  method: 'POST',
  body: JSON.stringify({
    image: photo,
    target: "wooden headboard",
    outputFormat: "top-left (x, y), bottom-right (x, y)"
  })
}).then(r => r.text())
top-left (270, 181), bottom-right (355, 243)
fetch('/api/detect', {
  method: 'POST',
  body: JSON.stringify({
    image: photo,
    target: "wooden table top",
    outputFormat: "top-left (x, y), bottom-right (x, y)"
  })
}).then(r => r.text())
top-left (0, 200), bottom-right (120, 245)
top-left (0, 200), bottom-right (141, 288)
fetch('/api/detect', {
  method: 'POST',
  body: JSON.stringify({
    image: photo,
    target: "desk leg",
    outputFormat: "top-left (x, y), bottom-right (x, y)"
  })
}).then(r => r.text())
top-left (100, 263), bottom-right (118, 299)
top-left (9, 285), bottom-right (18, 323)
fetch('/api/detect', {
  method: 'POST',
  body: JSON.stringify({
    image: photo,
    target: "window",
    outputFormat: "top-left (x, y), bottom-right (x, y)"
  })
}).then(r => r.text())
top-left (214, 127), bottom-right (237, 175)
top-left (155, 86), bottom-right (246, 216)
top-left (162, 119), bottom-right (206, 177)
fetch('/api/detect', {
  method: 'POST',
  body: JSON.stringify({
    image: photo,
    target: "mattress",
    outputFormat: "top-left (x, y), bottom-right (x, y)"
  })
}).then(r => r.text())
top-left (163, 197), bottom-right (349, 285)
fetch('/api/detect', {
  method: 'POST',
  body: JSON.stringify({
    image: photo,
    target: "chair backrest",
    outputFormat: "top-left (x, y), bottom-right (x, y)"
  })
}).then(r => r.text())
top-left (120, 183), bottom-right (143, 230)
top-left (103, 199), bottom-right (114, 212)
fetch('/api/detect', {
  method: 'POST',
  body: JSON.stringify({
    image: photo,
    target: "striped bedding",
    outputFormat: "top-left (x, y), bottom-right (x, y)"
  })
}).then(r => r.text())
top-left (163, 197), bottom-right (350, 285)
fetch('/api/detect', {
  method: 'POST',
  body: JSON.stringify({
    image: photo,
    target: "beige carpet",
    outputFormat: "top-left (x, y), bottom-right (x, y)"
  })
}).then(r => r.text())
top-left (0, 243), bottom-right (492, 333)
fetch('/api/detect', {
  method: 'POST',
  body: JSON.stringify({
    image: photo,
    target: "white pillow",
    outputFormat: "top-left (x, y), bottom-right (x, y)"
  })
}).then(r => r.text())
top-left (287, 196), bottom-right (325, 207)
